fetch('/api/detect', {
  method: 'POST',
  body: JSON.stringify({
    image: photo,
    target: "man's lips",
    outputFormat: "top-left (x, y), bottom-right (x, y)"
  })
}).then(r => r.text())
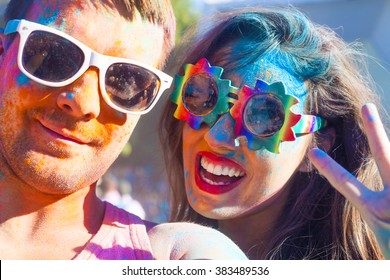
top-left (39, 121), bottom-right (90, 145)
top-left (195, 151), bottom-right (246, 194)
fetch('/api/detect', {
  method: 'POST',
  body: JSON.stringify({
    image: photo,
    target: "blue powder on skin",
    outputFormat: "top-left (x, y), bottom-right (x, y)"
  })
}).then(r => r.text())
top-left (311, 148), bottom-right (328, 159)
top-left (208, 115), bottom-right (236, 145)
top-left (37, 8), bottom-right (59, 25)
top-left (262, 187), bottom-right (271, 194)
top-left (224, 151), bottom-right (235, 158)
top-left (17, 74), bottom-right (30, 86)
top-left (367, 115), bottom-right (376, 123)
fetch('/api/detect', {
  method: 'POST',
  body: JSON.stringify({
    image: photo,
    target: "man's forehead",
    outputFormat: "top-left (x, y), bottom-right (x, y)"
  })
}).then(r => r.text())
top-left (17, 0), bottom-right (164, 66)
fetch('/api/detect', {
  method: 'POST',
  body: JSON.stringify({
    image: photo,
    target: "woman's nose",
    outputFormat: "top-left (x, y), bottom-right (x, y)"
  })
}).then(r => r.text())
top-left (204, 113), bottom-right (237, 152)
top-left (56, 69), bottom-right (101, 121)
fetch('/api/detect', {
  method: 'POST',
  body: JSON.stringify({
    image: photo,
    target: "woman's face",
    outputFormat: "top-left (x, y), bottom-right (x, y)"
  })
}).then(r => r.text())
top-left (181, 51), bottom-right (313, 220)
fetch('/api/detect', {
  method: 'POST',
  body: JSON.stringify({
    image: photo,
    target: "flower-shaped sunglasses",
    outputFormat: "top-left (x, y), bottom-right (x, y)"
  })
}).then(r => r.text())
top-left (171, 58), bottom-right (326, 153)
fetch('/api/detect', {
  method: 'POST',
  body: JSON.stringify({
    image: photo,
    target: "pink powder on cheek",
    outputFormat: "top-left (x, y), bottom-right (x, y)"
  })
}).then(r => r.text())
top-left (1, 47), bottom-right (19, 79)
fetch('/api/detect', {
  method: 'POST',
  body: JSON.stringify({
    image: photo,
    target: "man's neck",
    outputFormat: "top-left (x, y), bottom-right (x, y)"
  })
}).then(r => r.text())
top-left (0, 172), bottom-right (105, 259)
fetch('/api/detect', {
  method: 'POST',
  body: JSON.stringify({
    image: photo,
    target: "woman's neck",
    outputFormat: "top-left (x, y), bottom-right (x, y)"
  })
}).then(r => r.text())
top-left (217, 184), bottom-right (292, 259)
top-left (217, 210), bottom-right (276, 259)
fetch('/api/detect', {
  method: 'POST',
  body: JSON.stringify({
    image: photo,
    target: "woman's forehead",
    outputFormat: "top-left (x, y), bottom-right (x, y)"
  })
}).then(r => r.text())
top-left (211, 42), bottom-right (306, 99)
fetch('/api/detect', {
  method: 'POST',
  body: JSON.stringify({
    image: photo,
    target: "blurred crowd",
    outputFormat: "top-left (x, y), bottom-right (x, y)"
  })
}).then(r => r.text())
top-left (97, 163), bottom-right (170, 223)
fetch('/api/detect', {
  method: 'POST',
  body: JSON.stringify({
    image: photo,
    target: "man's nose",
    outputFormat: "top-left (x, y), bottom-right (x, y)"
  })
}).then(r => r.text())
top-left (56, 69), bottom-right (101, 121)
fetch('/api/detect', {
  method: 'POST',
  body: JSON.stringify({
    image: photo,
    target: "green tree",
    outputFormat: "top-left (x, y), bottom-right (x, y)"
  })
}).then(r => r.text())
top-left (171, 0), bottom-right (200, 44)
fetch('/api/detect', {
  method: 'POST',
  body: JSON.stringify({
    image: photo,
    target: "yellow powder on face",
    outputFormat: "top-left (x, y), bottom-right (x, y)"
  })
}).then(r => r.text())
top-left (38, 159), bottom-right (46, 168)
top-left (106, 40), bottom-right (127, 57)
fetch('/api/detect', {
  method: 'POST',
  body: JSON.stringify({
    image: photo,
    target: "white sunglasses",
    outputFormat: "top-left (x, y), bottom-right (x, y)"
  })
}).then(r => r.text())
top-left (4, 19), bottom-right (173, 115)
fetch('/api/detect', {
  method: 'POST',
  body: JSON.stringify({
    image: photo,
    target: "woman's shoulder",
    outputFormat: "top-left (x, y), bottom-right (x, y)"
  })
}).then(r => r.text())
top-left (147, 222), bottom-right (248, 260)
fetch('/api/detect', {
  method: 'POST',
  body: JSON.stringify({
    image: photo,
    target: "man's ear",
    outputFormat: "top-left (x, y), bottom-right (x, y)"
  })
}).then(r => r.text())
top-left (298, 126), bottom-right (336, 173)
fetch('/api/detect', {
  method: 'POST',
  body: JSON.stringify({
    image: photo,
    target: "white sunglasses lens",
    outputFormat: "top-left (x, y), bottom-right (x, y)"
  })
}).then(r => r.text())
top-left (22, 31), bottom-right (84, 82)
top-left (105, 63), bottom-right (161, 113)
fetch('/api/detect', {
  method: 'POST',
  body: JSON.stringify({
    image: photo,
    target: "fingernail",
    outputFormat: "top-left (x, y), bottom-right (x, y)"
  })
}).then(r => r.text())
top-left (363, 103), bottom-right (378, 123)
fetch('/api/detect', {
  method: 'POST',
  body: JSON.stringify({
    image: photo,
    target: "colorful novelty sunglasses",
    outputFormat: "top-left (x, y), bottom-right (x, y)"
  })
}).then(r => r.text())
top-left (171, 58), bottom-right (327, 153)
top-left (4, 19), bottom-right (173, 115)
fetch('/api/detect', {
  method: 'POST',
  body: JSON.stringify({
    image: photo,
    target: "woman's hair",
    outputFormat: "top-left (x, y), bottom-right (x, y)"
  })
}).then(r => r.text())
top-left (160, 6), bottom-right (385, 259)
top-left (3, 0), bottom-right (176, 67)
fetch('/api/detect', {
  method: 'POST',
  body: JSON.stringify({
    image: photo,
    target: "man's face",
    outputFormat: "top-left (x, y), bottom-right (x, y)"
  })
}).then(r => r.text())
top-left (0, 1), bottom-right (165, 194)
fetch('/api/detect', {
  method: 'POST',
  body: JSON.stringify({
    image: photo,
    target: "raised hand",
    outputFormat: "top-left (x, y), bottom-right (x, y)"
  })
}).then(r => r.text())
top-left (308, 103), bottom-right (390, 259)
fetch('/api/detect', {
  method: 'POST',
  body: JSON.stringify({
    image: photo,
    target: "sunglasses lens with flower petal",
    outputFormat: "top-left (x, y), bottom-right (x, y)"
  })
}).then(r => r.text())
top-left (243, 95), bottom-right (285, 137)
top-left (182, 74), bottom-right (218, 116)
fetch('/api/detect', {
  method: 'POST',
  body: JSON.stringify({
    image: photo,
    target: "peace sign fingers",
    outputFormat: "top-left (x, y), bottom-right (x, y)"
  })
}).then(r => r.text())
top-left (361, 103), bottom-right (390, 189)
top-left (308, 103), bottom-right (390, 259)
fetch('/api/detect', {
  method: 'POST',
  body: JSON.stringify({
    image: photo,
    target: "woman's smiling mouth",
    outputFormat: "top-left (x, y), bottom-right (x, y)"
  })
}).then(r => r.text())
top-left (195, 151), bottom-right (246, 194)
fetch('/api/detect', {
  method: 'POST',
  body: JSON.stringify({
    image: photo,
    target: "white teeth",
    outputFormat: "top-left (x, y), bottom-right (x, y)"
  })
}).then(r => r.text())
top-left (228, 168), bottom-right (236, 177)
top-left (222, 166), bottom-right (230, 176)
top-left (202, 176), bottom-right (228, 185)
top-left (214, 165), bottom-right (222, 175)
top-left (200, 156), bottom-right (244, 177)
top-left (206, 162), bottom-right (215, 174)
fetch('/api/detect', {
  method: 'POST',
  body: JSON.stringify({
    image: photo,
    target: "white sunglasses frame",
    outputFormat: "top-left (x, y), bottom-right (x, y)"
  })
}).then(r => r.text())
top-left (4, 19), bottom-right (173, 115)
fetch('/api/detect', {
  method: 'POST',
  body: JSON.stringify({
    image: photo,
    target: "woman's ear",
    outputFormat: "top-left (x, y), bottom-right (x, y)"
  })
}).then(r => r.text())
top-left (316, 126), bottom-right (337, 153)
top-left (298, 126), bottom-right (336, 173)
